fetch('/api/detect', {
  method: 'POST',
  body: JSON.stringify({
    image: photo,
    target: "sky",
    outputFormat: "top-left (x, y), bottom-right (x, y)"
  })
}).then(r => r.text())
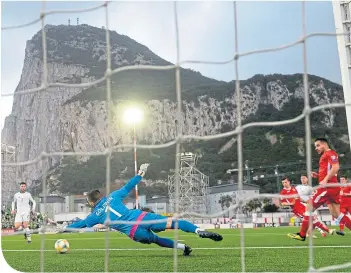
top-left (0, 1), bottom-right (343, 131)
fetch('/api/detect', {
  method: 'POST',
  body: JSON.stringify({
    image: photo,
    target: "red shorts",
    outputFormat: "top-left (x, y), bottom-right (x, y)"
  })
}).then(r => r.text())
top-left (340, 205), bottom-right (351, 215)
top-left (311, 186), bottom-right (340, 209)
top-left (292, 201), bottom-right (307, 218)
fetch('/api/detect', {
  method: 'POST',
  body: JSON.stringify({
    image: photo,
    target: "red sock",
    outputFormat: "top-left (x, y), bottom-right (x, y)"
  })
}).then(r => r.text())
top-left (340, 215), bottom-right (351, 230)
top-left (299, 216), bottom-right (310, 237)
top-left (340, 223), bottom-right (345, 232)
top-left (313, 220), bottom-right (329, 233)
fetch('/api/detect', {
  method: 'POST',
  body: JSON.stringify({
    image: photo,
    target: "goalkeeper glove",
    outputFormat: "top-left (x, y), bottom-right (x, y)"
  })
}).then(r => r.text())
top-left (138, 163), bottom-right (150, 177)
top-left (55, 224), bottom-right (67, 233)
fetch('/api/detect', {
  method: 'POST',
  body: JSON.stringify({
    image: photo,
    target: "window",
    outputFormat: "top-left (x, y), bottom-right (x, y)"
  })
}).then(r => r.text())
top-left (344, 4), bottom-right (349, 21)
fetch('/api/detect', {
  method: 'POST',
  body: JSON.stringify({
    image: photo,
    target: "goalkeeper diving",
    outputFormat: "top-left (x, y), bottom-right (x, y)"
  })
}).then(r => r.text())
top-left (57, 164), bottom-right (223, 256)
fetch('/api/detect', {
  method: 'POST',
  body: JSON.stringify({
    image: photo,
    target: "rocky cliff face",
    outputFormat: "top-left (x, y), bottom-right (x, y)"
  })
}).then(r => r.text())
top-left (1, 24), bottom-right (349, 198)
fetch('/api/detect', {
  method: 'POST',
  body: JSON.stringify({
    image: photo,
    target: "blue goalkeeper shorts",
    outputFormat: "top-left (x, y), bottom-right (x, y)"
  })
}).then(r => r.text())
top-left (131, 227), bottom-right (159, 244)
top-left (129, 212), bottom-right (169, 241)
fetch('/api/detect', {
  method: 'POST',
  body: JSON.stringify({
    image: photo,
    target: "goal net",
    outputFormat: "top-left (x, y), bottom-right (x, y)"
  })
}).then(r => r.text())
top-left (1, 1), bottom-right (351, 273)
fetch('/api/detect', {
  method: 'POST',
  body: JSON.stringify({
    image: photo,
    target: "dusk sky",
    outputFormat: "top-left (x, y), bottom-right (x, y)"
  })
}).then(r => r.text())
top-left (1, 1), bottom-right (342, 130)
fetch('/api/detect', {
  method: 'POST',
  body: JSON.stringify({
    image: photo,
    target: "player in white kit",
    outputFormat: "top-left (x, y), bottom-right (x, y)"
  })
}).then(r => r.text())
top-left (295, 175), bottom-right (326, 238)
top-left (11, 182), bottom-right (36, 243)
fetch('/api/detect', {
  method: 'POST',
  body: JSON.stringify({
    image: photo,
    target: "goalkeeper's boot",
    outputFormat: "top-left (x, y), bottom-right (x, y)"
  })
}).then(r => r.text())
top-left (336, 230), bottom-right (345, 236)
top-left (27, 235), bottom-right (32, 244)
top-left (197, 230), bottom-right (223, 241)
top-left (287, 233), bottom-right (306, 241)
top-left (183, 245), bottom-right (192, 256)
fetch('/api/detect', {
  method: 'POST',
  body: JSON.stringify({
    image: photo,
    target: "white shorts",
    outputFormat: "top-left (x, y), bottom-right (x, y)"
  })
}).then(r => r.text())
top-left (15, 212), bottom-right (30, 223)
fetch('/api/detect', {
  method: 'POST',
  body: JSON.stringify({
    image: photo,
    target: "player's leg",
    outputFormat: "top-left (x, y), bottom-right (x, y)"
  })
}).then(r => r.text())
top-left (327, 189), bottom-right (351, 233)
top-left (294, 209), bottom-right (318, 238)
top-left (141, 212), bottom-right (223, 241)
top-left (22, 215), bottom-right (31, 243)
top-left (339, 206), bottom-right (346, 235)
top-left (288, 188), bottom-right (325, 241)
top-left (14, 221), bottom-right (22, 230)
top-left (312, 211), bottom-right (327, 237)
top-left (327, 202), bottom-right (340, 218)
top-left (131, 227), bottom-right (192, 256)
top-left (294, 201), bottom-right (328, 237)
top-left (332, 204), bottom-right (351, 235)
top-left (14, 214), bottom-right (27, 240)
top-left (312, 213), bottom-right (331, 235)
top-left (14, 214), bottom-right (23, 231)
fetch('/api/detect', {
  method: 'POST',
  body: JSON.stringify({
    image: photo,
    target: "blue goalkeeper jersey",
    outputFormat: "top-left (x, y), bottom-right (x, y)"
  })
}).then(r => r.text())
top-left (66, 175), bottom-right (144, 235)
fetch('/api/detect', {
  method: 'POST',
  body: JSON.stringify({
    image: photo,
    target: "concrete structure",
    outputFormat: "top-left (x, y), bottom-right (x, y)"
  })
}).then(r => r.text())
top-left (145, 196), bottom-right (169, 214)
top-left (39, 194), bottom-right (66, 219)
top-left (1, 143), bottom-right (18, 204)
top-left (333, 1), bottom-right (351, 151)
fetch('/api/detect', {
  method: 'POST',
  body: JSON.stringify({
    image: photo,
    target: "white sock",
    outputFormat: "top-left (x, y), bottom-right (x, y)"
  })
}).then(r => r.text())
top-left (195, 228), bottom-right (204, 234)
top-left (25, 227), bottom-right (31, 237)
top-left (177, 243), bottom-right (185, 250)
top-left (315, 227), bottom-right (324, 234)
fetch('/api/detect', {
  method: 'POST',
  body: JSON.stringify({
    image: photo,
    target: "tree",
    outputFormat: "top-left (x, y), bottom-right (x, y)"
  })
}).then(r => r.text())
top-left (263, 198), bottom-right (279, 213)
top-left (218, 195), bottom-right (233, 217)
top-left (243, 198), bottom-right (262, 215)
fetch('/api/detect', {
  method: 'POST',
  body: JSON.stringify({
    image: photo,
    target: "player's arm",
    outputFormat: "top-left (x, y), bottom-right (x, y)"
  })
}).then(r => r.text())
top-left (111, 164), bottom-right (149, 199)
top-left (11, 195), bottom-right (16, 214)
top-left (281, 200), bottom-right (295, 207)
top-left (340, 190), bottom-right (351, 197)
top-left (29, 193), bottom-right (36, 212)
top-left (343, 186), bottom-right (351, 196)
top-left (62, 214), bottom-right (97, 232)
top-left (275, 191), bottom-right (290, 207)
top-left (320, 153), bottom-right (340, 184)
top-left (111, 175), bottom-right (143, 199)
top-left (311, 171), bottom-right (319, 179)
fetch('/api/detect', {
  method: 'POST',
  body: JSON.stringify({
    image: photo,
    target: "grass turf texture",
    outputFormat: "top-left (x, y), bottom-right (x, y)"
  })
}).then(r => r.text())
top-left (1, 227), bottom-right (351, 272)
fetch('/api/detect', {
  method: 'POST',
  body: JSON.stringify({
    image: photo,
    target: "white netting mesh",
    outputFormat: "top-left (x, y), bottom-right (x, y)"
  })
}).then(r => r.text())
top-left (1, 1), bottom-right (351, 273)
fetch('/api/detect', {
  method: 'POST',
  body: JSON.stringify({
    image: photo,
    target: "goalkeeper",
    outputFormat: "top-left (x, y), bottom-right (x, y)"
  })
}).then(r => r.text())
top-left (58, 164), bottom-right (223, 256)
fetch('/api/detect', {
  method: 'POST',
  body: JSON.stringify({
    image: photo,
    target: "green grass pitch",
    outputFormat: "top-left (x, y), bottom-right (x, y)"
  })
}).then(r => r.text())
top-left (1, 227), bottom-right (350, 272)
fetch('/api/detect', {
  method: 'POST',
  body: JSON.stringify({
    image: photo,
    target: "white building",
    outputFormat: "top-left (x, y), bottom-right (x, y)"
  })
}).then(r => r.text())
top-left (38, 194), bottom-right (66, 219)
top-left (207, 183), bottom-right (260, 218)
top-left (145, 197), bottom-right (169, 214)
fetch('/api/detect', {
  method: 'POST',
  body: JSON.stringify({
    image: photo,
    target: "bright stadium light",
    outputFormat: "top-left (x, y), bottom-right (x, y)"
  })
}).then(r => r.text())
top-left (123, 107), bottom-right (144, 125)
top-left (122, 106), bottom-right (144, 209)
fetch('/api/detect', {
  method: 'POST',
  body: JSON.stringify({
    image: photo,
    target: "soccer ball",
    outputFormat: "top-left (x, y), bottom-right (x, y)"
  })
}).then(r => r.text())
top-left (54, 239), bottom-right (70, 254)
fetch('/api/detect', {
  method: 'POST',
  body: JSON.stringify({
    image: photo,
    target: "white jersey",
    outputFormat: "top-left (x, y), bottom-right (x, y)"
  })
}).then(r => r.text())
top-left (12, 192), bottom-right (36, 213)
top-left (295, 184), bottom-right (313, 202)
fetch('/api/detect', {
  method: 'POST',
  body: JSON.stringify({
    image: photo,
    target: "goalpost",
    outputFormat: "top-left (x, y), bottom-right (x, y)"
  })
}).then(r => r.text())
top-left (332, 1), bottom-right (351, 152)
top-left (1, 1), bottom-right (351, 273)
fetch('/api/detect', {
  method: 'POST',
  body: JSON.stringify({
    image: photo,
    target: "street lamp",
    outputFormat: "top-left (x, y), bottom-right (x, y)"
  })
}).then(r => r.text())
top-left (123, 107), bottom-right (144, 209)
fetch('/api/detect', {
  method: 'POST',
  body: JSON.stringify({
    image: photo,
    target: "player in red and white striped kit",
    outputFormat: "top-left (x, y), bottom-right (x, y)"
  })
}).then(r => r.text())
top-left (288, 138), bottom-right (351, 241)
top-left (276, 177), bottom-right (331, 237)
top-left (338, 175), bottom-right (351, 235)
